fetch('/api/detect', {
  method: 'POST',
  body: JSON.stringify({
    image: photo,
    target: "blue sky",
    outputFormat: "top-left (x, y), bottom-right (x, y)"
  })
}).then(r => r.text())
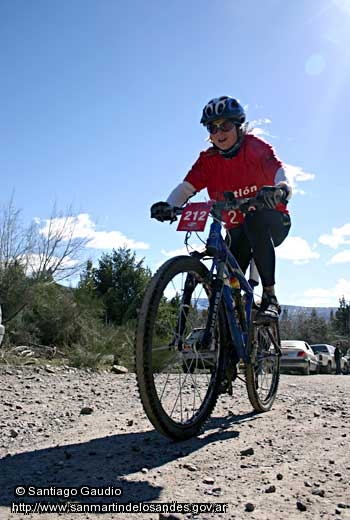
top-left (1, 0), bottom-right (350, 308)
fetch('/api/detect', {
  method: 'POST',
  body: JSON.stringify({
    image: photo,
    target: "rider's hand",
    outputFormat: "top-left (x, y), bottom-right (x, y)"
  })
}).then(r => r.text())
top-left (256, 186), bottom-right (287, 209)
top-left (150, 201), bottom-right (176, 222)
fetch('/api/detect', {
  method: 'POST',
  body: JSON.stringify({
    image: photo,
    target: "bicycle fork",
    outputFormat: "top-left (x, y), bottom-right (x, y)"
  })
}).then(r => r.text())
top-left (171, 265), bottom-right (224, 352)
top-left (171, 273), bottom-right (199, 350)
top-left (202, 260), bottom-right (247, 360)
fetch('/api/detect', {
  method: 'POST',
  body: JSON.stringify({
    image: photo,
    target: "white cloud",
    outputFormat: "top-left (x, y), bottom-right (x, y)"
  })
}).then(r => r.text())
top-left (38, 213), bottom-right (98, 241)
top-left (21, 253), bottom-right (77, 276)
top-left (319, 223), bottom-right (350, 249)
top-left (250, 118), bottom-right (272, 138)
top-left (329, 250), bottom-right (350, 264)
top-left (246, 114), bottom-right (315, 194)
top-left (250, 127), bottom-right (270, 138)
top-left (276, 236), bottom-right (320, 263)
top-left (296, 278), bottom-right (350, 307)
top-left (86, 230), bottom-right (149, 250)
top-left (284, 163), bottom-right (315, 194)
top-left (37, 213), bottom-right (149, 251)
top-left (336, 278), bottom-right (350, 299)
top-left (248, 123), bottom-right (316, 195)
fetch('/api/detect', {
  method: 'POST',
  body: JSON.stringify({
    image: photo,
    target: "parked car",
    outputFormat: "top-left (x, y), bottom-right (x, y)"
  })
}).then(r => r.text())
top-left (182, 328), bottom-right (216, 373)
top-left (342, 356), bottom-right (349, 374)
top-left (310, 344), bottom-right (349, 374)
top-left (183, 328), bottom-right (206, 351)
top-left (280, 340), bottom-right (320, 375)
top-left (345, 349), bottom-right (350, 366)
top-left (0, 305), bottom-right (4, 347)
top-left (310, 344), bottom-right (335, 374)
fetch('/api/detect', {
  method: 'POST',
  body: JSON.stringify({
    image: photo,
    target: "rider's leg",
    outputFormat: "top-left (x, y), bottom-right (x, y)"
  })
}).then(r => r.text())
top-left (248, 259), bottom-right (259, 288)
top-left (242, 210), bottom-right (291, 316)
top-left (226, 226), bottom-right (252, 275)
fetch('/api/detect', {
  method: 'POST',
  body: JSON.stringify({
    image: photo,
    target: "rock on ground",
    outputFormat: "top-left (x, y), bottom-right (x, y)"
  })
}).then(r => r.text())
top-left (1, 366), bottom-right (350, 520)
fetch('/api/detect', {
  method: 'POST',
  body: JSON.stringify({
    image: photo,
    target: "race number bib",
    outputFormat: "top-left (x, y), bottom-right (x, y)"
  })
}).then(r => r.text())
top-left (221, 208), bottom-right (245, 228)
top-left (177, 202), bottom-right (213, 232)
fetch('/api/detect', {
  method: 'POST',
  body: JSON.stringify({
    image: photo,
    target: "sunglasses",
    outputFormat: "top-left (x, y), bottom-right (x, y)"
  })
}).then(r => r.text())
top-left (206, 119), bottom-right (235, 135)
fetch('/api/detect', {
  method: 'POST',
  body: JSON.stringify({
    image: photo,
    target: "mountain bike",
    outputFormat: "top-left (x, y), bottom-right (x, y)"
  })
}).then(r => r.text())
top-left (135, 194), bottom-right (281, 440)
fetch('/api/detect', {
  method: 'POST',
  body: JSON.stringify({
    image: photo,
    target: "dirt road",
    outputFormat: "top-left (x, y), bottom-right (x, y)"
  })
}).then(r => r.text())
top-left (1, 365), bottom-right (349, 520)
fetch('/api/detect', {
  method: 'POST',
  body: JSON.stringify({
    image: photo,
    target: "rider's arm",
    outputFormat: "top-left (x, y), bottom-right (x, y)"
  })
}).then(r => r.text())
top-left (166, 181), bottom-right (197, 207)
top-left (274, 167), bottom-right (292, 201)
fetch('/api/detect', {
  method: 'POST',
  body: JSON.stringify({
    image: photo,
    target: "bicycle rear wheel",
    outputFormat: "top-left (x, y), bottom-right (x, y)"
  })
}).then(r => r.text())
top-left (135, 255), bottom-right (225, 440)
top-left (245, 315), bottom-right (280, 412)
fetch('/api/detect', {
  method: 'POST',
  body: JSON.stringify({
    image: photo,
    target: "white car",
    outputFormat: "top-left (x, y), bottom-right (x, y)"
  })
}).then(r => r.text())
top-left (311, 344), bottom-right (349, 374)
top-left (280, 340), bottom-right (320, 375)
top-left (0, 306), bottom-right (4, 346)
top-left (342, 356), bottom-right (349, 375)
top-left (345, 349), bottom-right (350, 368)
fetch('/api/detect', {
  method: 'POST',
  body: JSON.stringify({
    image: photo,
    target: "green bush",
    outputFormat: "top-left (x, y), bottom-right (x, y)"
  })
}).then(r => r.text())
top-left (67, 322), bottom-right (135, 369)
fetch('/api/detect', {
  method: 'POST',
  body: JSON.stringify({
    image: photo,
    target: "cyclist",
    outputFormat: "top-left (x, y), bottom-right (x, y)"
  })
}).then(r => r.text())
top-left (151, 96), bottom-right (292, 318)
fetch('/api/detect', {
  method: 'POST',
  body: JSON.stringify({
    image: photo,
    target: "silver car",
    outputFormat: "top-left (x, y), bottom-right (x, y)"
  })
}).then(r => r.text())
top-left (281, 340), bottom-right (320, 375)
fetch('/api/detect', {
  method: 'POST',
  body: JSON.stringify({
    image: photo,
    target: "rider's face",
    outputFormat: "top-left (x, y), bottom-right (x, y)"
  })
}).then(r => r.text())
top-left (208, 119), bottom-right (238, 151)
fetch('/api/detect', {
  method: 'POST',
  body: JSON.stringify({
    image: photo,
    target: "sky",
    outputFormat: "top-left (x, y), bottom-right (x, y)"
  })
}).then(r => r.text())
top-left (1, 0), bottom-right (350, 308)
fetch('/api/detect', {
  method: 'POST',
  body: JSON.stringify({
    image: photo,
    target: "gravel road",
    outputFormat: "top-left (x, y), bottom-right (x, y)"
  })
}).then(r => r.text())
top-left (1, 365), bottom-right (349, 520)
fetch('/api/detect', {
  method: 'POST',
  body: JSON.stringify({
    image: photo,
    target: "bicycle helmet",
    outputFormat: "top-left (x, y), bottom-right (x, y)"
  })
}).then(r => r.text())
top-left (200, 96), bottom-right (246, 126)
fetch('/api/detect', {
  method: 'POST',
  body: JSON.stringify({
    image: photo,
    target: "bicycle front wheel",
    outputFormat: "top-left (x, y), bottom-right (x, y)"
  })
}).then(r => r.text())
top-left (245, 315), bottom-right (281, 412)
top-left (135, 255), bottom-right (225, 440)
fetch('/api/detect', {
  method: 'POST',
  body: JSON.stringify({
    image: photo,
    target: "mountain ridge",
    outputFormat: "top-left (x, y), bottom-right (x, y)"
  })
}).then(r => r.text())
top-left (280, 305), bottom-right (336, 321)
top-left (196, 299), bottom-right (336, 321)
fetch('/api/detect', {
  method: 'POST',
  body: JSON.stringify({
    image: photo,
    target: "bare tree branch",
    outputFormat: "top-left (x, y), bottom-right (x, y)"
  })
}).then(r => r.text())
top-left (0, 198), bottom-right (90, 322)
top-left (31, 204), bottom-right (90, 281)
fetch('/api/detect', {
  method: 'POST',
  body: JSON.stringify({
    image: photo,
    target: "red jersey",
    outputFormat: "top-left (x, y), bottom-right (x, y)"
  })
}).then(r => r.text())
top-left (184, 134), bottom-right (289, 229)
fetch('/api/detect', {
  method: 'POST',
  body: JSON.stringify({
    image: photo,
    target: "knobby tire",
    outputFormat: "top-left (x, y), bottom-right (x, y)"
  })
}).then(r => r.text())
top-left (245, 315), bottom-right (281, 412)
top-left (135, 255), bottom-right (226, 440)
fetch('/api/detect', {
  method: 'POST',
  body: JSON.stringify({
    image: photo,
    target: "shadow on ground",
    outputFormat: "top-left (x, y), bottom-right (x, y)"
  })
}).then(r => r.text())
top-left (0, 411), bottom-right (258, 508)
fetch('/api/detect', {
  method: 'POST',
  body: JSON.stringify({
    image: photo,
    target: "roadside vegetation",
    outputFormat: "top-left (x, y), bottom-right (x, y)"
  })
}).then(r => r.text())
top-left (0, 200), bottom-right (349, 368)
top-left (279, 296), bottom-right (350, 352)
top-left (1, 247), bottom-right (151, 369)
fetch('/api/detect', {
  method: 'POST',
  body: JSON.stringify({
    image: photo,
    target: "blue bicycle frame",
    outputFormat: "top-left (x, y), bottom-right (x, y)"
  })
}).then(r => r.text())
top-left (203, 218), bottom-right (255, 363)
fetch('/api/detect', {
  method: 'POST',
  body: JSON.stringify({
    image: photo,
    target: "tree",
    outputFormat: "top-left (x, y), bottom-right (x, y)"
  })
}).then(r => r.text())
top-left (333, 296), bottom-right (350, 337)
top-left (299, 308), bottom-right (328, 344)
top-left (0, 261), bottom-right (33, 324)
top-left (28, 205), bottom-right (89, 282)
top-left (279, 307), bottom-right (332, 343)
top-left (332, 296), bottom-right (350, 350)
top-left (20, 283), bottom-right (82, 347)
top-left (84, 247), bottom-right (151, 325)
top-left (0, 196), bottom-right (35, 270)
top-left (279, 308), bottom-right (294, 340)
top-left (0, 198), bottom-right (89, 322)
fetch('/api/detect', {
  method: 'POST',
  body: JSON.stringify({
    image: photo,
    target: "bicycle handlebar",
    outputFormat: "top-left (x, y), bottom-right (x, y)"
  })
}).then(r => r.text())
top-left (173, 194), bottom-right (265, 217)
top-left (151, 188), bottom-right (285, 222)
